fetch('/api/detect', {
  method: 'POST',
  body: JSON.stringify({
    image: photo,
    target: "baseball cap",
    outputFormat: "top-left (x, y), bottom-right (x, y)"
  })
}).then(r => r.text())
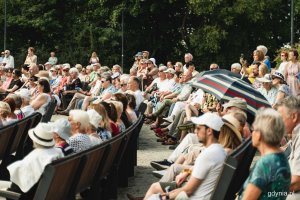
top-left (164, 68), bottom-right (176, 74)
top-left (159, 65), bottom-right (168, 72)
top-left (223, 97), bottom-right (247, 111)
top-left (191, 112), bottom-right (224, 131)
top-left (257, 74), bottom-right (272, 83)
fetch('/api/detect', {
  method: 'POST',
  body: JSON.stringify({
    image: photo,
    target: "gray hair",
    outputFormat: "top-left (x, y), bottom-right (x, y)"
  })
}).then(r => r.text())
top-left (277, 96), bottom-right (300, 115)
top-left (69, 67), bottom-right (79, 74)
top-left (69, 110), bottom-right (90, 131)
top-left (252, 108), bottom-right (285, 146)
top-left (120, 74), bottom-right (130, 84)
top-left (185, 53), bottom-right (193, 60)
top-left (231, 63), bottom-right (242, 70)
top-left (256, 45), bottom-right (268, 56)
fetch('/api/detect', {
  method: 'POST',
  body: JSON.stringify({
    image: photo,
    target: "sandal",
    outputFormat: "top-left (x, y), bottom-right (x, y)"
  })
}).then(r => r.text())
top-left (162, 138), bottom-right (177, 145)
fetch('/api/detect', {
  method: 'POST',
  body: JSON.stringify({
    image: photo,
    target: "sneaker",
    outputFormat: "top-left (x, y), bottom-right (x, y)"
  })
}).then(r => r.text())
top-left (150, 159), bottom-right (173, 170)
top-left (162, 115), bottom-right (174, 123)
top-left (152, 170), bottom-right (167, 179)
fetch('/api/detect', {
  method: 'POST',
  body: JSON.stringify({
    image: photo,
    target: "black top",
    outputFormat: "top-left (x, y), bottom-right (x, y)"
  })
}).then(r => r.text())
top-left (8, 79), bottom-right (23, 90)
top-left (66, 78), bottom-right (82, 90)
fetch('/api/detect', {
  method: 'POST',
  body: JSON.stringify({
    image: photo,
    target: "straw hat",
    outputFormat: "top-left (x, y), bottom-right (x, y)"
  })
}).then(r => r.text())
top-left (222, 114), bottom-right (243, 142)
top-left (35, 70), bottom-right (50, 80)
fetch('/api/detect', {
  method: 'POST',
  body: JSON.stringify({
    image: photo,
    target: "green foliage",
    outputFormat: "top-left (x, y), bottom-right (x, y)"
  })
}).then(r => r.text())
top-left (0, 0), bottom-right (299, 72)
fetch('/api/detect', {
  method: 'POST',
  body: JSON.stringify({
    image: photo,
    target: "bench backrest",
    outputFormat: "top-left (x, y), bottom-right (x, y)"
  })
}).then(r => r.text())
top-left (98, 133), bottom-right (124, 179)
top-left (137, 102), bottom-right (147, 116)
top-left (76, 142), bottom-right (110, 193)
top-left (33, 153), bottom-right (85, 200)
top-left (9, 116), bottom-right (32, 154)
top-left (0, 123), bottom-right (17, 160)
top-left (41, 98), bottom-right (57, 123)
top-left (210, 137), bottom-right (256, 200)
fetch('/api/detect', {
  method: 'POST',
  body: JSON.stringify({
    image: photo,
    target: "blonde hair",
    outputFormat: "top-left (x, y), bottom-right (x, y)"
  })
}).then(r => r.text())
top-left (90, 103), bottom-right (111, 132)
top-left (219, 124), bottom-right (242, 150)
top-left (259, 63), bottom-right (268, 76)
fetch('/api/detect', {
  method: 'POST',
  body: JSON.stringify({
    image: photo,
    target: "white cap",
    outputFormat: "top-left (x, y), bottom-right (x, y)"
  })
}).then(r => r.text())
top-left (15, 89), bottom-right (31, 100)
top-left (87, 109), bottom-right (102, 129)
top-left (149, 58), bottom-right (157, 67)
top-left (257, 74), bottom-right (272, 83)
top-left (164, 68), bottom-right (176, 74)
top-left (49, 119), bottom-right (71, 141)
top-left (159, 65), bottom-right (168, 72)
top-left (191, 112), bottom-right (224, 131)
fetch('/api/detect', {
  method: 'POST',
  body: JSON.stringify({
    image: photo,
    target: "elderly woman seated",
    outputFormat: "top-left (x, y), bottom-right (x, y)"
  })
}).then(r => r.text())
top-left (237, 108), bottom-right (291, 199)
top-left (61, 67), bottom-right (82, 109)
top-left (68, 109), bottom-right (93, 153)
top-left (0, 123), bottom-right (64, 199)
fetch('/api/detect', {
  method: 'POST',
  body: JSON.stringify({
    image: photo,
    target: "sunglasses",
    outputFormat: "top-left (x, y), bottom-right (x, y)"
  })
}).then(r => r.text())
top-left (63, 69), bottom-right (69, 72)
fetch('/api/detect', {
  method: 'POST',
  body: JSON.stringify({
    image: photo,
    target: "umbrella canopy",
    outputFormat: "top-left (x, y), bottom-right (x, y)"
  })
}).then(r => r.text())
top-left (192, 74), bottom-right (270, 117)
top-left (198, 69), bottom-right (251, 84)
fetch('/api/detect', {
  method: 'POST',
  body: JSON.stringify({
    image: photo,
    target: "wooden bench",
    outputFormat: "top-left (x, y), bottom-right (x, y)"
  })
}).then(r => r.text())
top-left (0, 152), bottom-right (85, 200)
top-left (210, 137), bottom-right (257, 200)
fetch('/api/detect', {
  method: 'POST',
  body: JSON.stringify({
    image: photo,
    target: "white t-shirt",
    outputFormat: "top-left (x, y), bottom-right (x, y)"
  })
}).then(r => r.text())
top-left (157, 79), bottom-right (171, 92)
top-left (278, 61), bottom-right (288, 75)
top-left (190, 143), bottom-right (226, 200)
top-left (134, 89), bottom-right (144, 109)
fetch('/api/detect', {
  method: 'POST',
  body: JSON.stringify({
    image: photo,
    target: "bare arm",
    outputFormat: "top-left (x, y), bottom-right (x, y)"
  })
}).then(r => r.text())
top-left (169, 176), bottom-right (202, 199)
top-left (242, 183), bottom-right (262, 200)
top-left (290, 175), bottom-right (300, 192)
top-left (30, 94), bottom-right (47, 110)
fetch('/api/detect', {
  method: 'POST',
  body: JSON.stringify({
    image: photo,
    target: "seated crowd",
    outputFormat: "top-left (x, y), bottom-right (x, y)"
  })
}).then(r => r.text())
top-left (0, 45), bottom-right (298, 200)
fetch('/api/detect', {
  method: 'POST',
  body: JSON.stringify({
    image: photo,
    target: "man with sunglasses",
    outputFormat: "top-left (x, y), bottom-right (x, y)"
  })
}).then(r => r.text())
top-left (2, 50), bottom-right (14, 69)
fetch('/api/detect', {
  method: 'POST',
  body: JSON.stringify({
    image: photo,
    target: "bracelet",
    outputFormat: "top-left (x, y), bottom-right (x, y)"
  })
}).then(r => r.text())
top-left (181, 168), bottom-right (192, 175)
